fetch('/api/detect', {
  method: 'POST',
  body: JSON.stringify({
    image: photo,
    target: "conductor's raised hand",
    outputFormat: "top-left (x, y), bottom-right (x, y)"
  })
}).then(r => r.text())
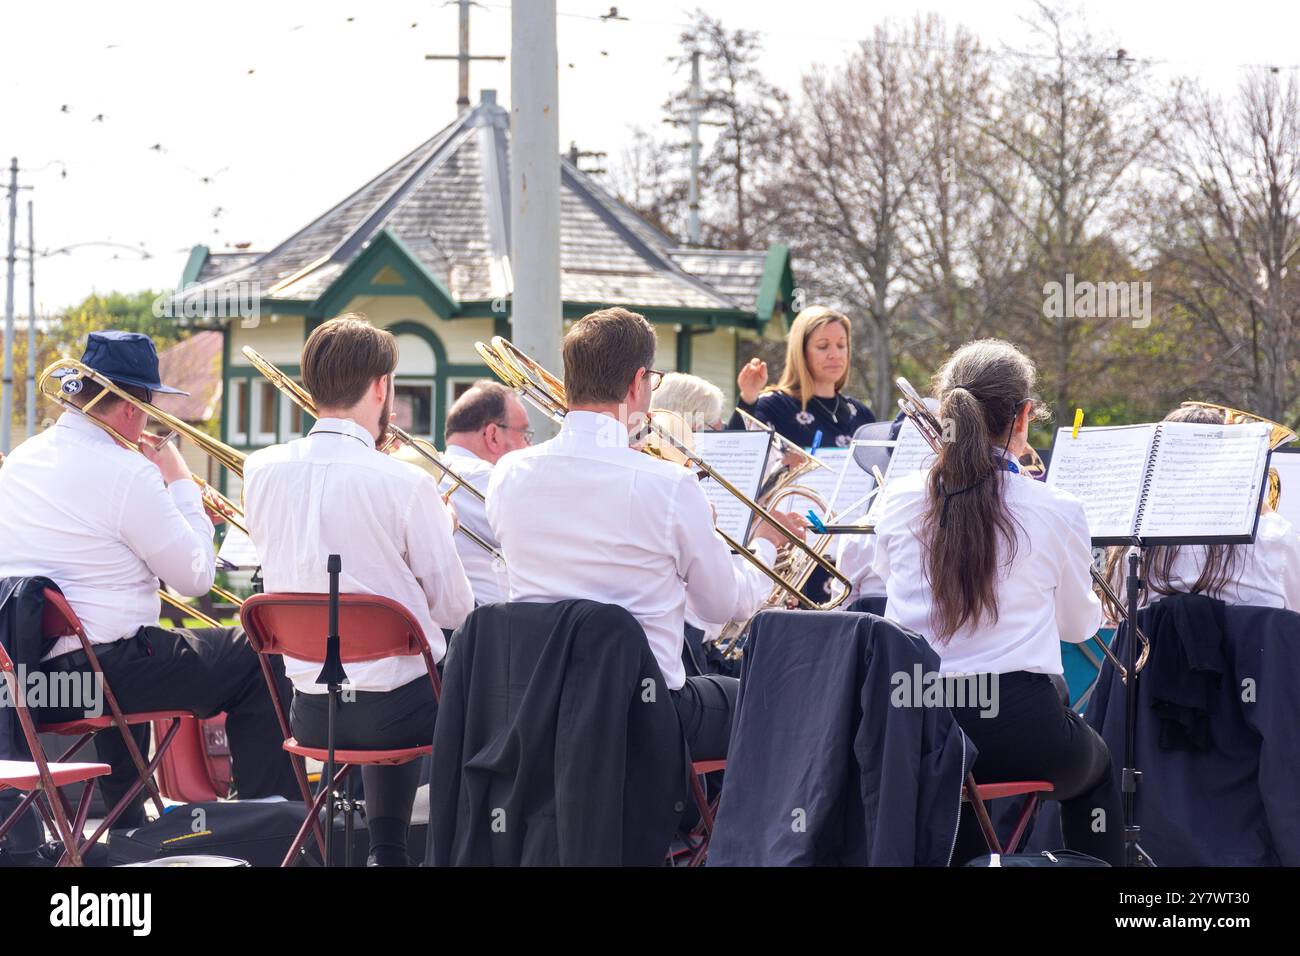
top-left (737, 358), bottom-right (768, 406)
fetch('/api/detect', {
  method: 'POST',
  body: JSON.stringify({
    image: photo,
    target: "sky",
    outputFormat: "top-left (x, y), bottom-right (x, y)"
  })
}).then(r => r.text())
top-left (1, 0), bottom-right (1297, 314)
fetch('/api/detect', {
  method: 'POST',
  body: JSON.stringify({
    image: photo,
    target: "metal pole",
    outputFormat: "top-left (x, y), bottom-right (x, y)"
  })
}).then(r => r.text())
top-left (688, 51), bottom-right (702, 246)
top-left (3, 157), bottom-right (18, 454)
top-left (457, 0), bottom-right (471, 113)
top-left (26, 199), bottom-right (35, 438)
top-left (510, 0), bottom-right (562, 438)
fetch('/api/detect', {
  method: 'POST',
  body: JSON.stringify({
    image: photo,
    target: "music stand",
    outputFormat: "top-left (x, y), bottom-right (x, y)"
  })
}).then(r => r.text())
top-left (1120, 544), bottom-right (1155, 867)
top-left (316, 554), bottom-right (348, 867)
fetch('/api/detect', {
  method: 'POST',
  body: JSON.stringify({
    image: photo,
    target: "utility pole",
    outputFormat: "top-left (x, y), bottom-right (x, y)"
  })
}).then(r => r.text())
top-left (687, 50), bottom-right (702, 246)
top-left (26, 200), bottom-right (36, 438)
top-left (3, 157), bottom-right (17, 454)
top-left (510, 0), bottom-right (561, 437)
top-left (426, 0), bottom-right (504, 114)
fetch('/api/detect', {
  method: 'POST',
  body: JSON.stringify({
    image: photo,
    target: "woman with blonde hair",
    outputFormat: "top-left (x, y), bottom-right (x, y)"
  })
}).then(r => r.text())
top-left (731, 306), bottom-right (874, 447)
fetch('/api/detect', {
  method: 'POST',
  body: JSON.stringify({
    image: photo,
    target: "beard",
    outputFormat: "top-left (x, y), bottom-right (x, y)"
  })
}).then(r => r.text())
top-left (377, 391), bottom-right (393, 446)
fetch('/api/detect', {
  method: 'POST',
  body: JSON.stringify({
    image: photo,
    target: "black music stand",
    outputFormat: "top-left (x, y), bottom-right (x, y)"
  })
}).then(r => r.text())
top-left (1119, 544), bottom-right (1154, 868)
top-left (316, 554), bottom-right (348, 868)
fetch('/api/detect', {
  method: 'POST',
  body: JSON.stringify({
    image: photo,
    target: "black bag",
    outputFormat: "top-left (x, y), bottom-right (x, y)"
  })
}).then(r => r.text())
top-left (108, 800), bottom-right (314, 867)
top-left (965, 849), bottom-right (1109, 867)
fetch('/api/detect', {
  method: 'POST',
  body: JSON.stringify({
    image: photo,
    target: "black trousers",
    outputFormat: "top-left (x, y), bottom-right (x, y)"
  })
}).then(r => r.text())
top-left (950, 670), bottom-right (1124, 866)
top-left (290, 675), bottom-right (438, 857)
top-left (41, 625), bottom-right (299, 825)
top-left (671, 674), bottom-right (739, 762)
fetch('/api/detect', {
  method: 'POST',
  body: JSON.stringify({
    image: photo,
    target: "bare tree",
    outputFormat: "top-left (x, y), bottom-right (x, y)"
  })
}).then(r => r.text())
top-left (779, 22), bottom-right (930, 415)
top-left (970, 1), bottom-right (1161, 415)
top-left (1153, 69), bottom-right (1300, 425)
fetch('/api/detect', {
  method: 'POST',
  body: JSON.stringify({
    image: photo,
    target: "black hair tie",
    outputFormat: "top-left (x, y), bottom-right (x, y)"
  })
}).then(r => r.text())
top-left (938, 479), bottom-right (983, 528)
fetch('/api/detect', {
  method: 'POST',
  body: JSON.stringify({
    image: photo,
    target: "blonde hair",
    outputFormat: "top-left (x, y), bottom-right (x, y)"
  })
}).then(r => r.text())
top-left (770, 306), bottom-right (852, 410)
top-left (652, 372), bottom-right (725, 429)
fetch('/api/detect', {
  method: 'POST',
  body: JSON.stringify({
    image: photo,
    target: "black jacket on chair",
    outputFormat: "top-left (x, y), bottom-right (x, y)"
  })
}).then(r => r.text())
top-left (709, 609), bottom-right (971, 866)
top-left (1088, 597), bottom-right (1300, 865)
top-left (425, 600), bottom-right (687, 866)
top-left (0, 576), bottom-right (60, 852)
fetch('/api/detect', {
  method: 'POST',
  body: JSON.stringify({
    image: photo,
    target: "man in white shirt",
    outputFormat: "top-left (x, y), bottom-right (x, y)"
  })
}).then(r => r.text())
top-left (0, 331), bottom-right (297, 825)
top-left (436, 380), bottom-right (533, 605)
top-left (243, 315), bottom-right (474, 866)
top-left (486, 307), bottom-right (804, 762)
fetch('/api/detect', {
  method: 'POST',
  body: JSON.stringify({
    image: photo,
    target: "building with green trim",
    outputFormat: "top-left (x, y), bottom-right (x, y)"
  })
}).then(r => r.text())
top-left (176, 91), bottom-right (796, 498)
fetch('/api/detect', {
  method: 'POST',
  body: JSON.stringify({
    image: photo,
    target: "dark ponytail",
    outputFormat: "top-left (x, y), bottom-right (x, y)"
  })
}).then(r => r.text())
top-left (922, 339), bottom-right (1048, 642)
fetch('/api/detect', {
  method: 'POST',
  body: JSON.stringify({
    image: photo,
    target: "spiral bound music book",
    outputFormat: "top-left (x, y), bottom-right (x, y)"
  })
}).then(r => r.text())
top-left (1045, 421), bottom-right (1274, 545)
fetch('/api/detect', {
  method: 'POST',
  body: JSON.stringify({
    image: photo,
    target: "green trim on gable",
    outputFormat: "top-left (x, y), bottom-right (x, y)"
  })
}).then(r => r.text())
top-left (315, 229), bottom-right (460, 320)
top-left (180, 246), bottom-right (209, 289)
top-left (754, 244), bottom-right (794, 332)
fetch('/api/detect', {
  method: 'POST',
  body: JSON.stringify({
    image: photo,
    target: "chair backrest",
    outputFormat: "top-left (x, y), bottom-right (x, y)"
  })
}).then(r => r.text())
top-left (40, 588), bottom-right (83, 642)
top-left (240, 592), bottom-right (430, 664)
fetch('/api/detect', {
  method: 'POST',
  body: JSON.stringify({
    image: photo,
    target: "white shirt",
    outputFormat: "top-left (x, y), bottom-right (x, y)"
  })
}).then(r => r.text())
top-left (1120, 511), bottom-right (1300, 611)
top-left (869, 469), bottom-right (1102, 675)
top-left (0, 412), bottom-right (215, 659)
top-left (839, 533), bottom-right (886, 604)
top-left (242, 418), bottom-right (475, 694)
top-left (440, 444), bottom-right (509, 605)
top-left (486, 410), bottom-right (776, 690)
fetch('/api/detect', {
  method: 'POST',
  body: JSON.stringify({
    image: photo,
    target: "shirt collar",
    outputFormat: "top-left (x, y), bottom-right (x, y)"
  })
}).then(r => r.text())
top-left (309, 417), bottom-right (377, 450)
top-left (56, 410), bottom-right (119, 446)
top-left (444, 443), bottom-right (482, 462)
top-left (561, 410), bottom-right (629, 449)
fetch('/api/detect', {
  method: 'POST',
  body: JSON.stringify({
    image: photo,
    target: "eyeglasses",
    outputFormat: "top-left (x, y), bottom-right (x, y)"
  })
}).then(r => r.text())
top-left (645, 368), bottom-right (666, 391)
top-left (492, 421), bottom-right (535, 444)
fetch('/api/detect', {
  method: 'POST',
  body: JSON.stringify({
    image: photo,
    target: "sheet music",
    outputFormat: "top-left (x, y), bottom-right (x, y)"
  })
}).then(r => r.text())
top-left (1270, 450), bottom-right (1300, 530)
top-left (691, 430), bottom-right (771, 543)
top-left (1045, 424), bottom-right (1155, 540)
top-left (1138, 421), bottom-right (1272, 540)
top-left (883, 417), bottom-right (937, 481)
top-left (793, 448), bottom-right (879, 521)
top-left (862, 418), bottom-right (937, 521)
top-left (216, 525), bottom-right (261, 570)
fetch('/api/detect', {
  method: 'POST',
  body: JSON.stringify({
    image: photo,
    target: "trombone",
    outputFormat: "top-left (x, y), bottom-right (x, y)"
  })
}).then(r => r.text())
top-left (896, 376), bottom-right (1151, 683)
top-left (239, 346), bottom-right (503, 562)
top-left (159, 583), bottom-right (244, 629)
top-left (37, 357), bottom-right (248, 534)
top-left (474, 336), bottom-right (854, 613)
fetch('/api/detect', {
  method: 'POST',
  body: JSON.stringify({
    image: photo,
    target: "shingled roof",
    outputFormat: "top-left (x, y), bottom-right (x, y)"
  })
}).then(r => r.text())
top-left (178, 92), bottom-right (792, 327)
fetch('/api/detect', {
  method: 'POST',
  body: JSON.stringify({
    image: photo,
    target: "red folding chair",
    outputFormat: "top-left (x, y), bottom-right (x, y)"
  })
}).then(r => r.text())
top-left (962, 773), bottom-right (1055, 856)
top-left (240, 592), bottom-right (442, 868)
top-left (681, 758), bottom-right (725, 867)
top-left (0, 642), bottom-right (111, 866)
top-left (33, 588), bottom-right (192, 848)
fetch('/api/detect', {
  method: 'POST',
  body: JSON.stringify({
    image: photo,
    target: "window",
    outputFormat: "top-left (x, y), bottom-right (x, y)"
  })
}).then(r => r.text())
top-left (394, 382), bottom-right (434, 437)
top-left (278, 388), bottom-right (306, 441)
top-left (229, 379), bottom-right (250, 445)
top-left (253, 381), bottom-right (278, 445)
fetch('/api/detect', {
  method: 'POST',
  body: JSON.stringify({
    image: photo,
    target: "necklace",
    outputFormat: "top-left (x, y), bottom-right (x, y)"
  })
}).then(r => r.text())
top-left (813, 394), bottom-right (843, 424)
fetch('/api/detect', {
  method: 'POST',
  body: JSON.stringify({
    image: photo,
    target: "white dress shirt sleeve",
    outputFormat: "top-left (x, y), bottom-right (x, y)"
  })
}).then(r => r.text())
top-left (404, 474), bottom-right (475, 631)
top-left (118, 471), bottom-right (217, 597)
top-left (1054, 497), bottom-right (1104, 643)
top-left (672, 475), bottom-right (777, 625)
top-left (839, 532), bottom-right (884, 604)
